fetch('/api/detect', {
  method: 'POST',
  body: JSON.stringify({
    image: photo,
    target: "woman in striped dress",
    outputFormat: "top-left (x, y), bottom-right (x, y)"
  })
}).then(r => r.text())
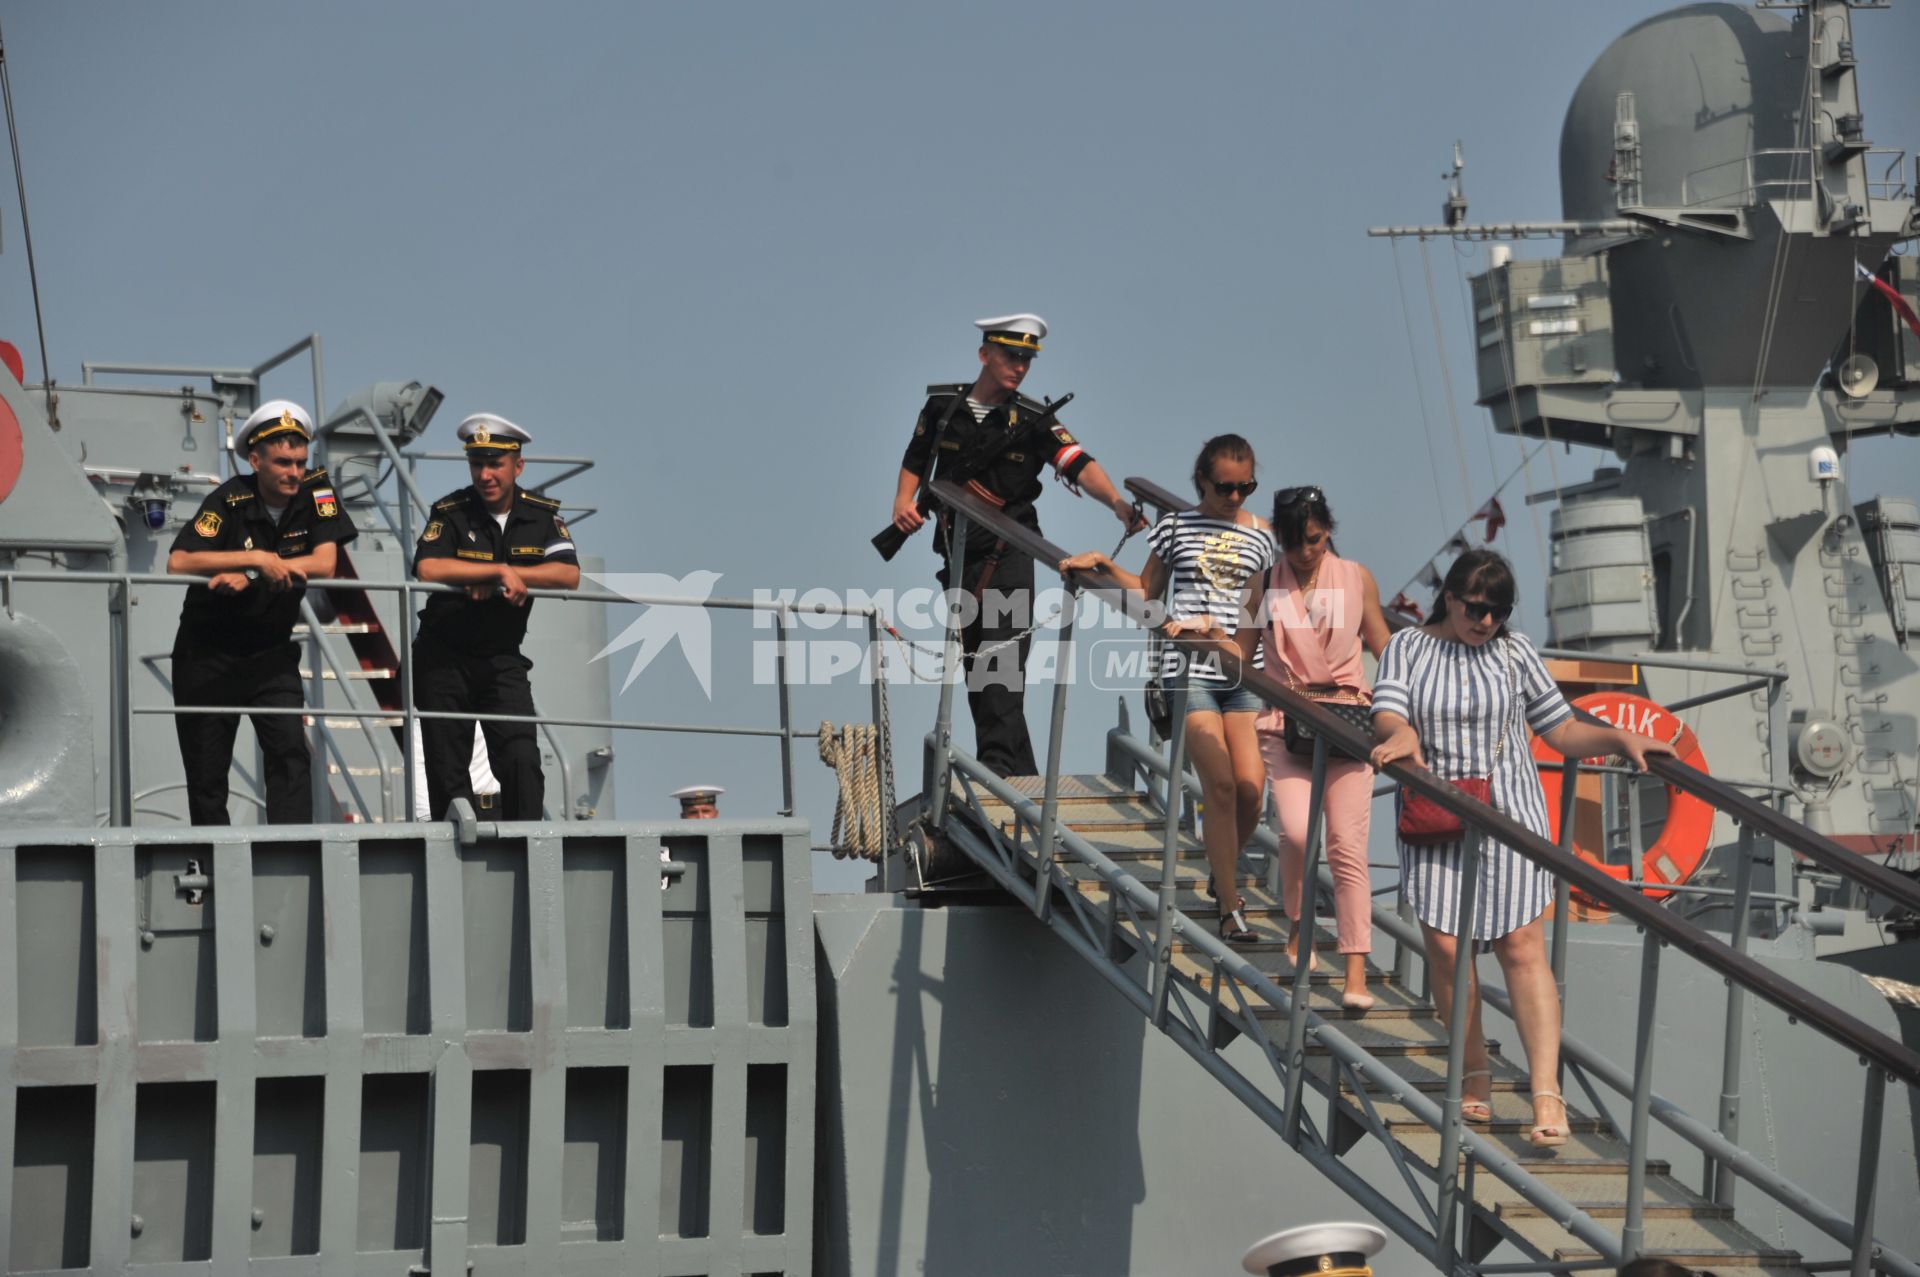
top-left (1368, 550), bottom-right (1674, 1146)
top-left (1062, 434), bottom-right (1274, 943)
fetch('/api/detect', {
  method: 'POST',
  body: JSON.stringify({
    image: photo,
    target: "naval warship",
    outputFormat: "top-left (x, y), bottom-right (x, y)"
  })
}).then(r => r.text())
top-left (1, 2), bottom-right (1918, 1275)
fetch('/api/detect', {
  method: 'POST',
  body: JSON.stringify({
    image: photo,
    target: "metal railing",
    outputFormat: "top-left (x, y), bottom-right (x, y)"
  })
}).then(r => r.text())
top-left (0, 567), bottom-right (894, 829)
top-left (919, 476), bottom-right (1918, 1276)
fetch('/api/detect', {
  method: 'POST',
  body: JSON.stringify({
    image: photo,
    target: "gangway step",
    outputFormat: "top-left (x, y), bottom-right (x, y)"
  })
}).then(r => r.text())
top-left (1475, 1169), bottom-right (1729, 1219)
top-left (1497, 1212), bottom-right (1799, 1271)
top-left (1395, 1125), bottom-right (1671, 1174)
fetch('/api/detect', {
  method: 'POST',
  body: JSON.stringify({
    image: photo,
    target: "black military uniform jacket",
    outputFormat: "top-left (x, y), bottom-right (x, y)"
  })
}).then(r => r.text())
top-left (171, 468), bottom-right (357, 655)
top-left (414, 485), bottom-right (579, 655)
top-left (900, 384), bottom-right (1095, 553)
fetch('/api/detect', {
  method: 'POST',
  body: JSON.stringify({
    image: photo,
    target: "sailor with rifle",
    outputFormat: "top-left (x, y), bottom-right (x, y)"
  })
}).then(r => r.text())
top-left (882, 314), bottom-right (1143, 777)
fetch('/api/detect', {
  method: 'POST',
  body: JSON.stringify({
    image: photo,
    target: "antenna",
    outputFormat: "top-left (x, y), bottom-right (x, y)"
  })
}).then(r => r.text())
top-left (1442, 142), bottom-right (1467, 228)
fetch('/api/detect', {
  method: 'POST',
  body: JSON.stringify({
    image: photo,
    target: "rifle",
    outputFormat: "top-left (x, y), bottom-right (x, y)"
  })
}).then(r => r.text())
top-left (872, 389), bottom-right (1074, 561)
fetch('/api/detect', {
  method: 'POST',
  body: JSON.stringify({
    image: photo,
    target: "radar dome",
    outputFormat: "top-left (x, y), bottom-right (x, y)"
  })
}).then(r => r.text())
top-left (1561, 4), bottom-right (1801, 223)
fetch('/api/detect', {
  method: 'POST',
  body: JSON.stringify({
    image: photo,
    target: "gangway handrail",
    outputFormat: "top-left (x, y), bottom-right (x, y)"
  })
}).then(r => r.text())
top-left (929, 478), bottom-right (1920, 1087)
top-left (1125, 474), bottom-right (1920, 919)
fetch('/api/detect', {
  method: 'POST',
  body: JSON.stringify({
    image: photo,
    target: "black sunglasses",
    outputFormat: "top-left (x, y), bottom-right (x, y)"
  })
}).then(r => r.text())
top-left (1211, 480), bottom-right (1259, 498)
top-left (1455, 596), bottom-right (1513, 624)
top-left (1275, 484), bottom-right (1324, 507)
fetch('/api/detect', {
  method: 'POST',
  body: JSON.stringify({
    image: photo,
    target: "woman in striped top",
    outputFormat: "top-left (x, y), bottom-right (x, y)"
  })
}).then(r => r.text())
top-left (1368, 550), bottom-right (1674, 1146)
top-left (1062, 435), bottom-right (1274, 943)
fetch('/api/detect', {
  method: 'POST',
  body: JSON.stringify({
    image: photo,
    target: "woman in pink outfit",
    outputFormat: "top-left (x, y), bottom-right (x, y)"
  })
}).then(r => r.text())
top-left (1234, 486), bottom-right (1391, 1008)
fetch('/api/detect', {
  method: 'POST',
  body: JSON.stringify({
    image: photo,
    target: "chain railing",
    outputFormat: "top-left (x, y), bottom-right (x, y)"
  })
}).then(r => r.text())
top-left (920, 476), bottom-right (1919, 1276)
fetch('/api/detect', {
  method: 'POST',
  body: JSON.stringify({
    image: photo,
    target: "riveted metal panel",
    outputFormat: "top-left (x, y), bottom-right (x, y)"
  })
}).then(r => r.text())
top-left (0, 817), bottom-right (815, 1276)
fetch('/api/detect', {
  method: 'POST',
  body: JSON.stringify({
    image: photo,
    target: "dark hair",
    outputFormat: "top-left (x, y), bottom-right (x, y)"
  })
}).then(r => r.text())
top-left (1618, 1260), bottom-right (1715, 1277)
top-left (1190, 433), bottom-right (1255, 497)
top-left (1430, 548), bottom-right (1517, 635)
top-left (1271, 485), bottom-right (1337, 552)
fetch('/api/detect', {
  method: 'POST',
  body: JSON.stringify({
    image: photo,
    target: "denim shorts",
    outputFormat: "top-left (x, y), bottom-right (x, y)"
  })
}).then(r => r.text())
top-left (1164, 671), bottom-right (1263, 716)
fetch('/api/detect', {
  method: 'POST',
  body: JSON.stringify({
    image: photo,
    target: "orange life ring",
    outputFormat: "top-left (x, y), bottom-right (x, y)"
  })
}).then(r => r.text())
top-left (1532, 691), bottom-right (1714, 907)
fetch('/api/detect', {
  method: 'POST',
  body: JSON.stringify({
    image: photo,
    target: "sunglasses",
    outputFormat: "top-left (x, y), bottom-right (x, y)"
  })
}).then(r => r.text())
top-left (1275, 484), bottom-right (1324, 507)
top-left (1455, 596), bottom-right (1513, 624)
top-left (1211, 480), bottom-right (1259, 498)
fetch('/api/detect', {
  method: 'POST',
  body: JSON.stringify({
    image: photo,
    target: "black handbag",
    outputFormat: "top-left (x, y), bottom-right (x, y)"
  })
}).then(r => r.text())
top-left (1280, 693), bottom-right (1374, 760)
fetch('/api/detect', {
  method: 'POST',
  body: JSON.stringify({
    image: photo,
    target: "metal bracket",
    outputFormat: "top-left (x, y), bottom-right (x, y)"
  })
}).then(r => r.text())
top-left (175, 859), bottom-right (209, 906)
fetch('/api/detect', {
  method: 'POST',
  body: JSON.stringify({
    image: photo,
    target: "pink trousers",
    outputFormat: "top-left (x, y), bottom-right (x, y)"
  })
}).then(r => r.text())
top-left (1260, 735), bottom-right (1374, 955)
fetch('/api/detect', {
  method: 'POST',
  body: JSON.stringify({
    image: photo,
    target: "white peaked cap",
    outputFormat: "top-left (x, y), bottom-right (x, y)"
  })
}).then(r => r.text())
top-left (974, 313), bottom-right (1047, 351)
top-left (456, 412), bottom-right (533, 452)
top-left (237, 399), bottom-right (314, 451)
top-left (1241, 1222), bottom-right (1386, 1276)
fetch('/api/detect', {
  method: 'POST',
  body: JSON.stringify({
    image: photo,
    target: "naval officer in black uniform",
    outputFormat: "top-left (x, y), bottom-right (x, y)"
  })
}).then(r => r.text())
top-left (167, 399), bottom-right (357, 824)
top-left (411, 413), bottom-right (580, 820)
top-left (890, 314), bottom-right (1142, 777)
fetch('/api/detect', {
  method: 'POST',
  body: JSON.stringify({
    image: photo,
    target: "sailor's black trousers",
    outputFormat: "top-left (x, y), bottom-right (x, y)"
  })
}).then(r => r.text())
top-left (939, 544), bottom-right (1039, 779)
top-left (171, 636), bottom-right (312, 826)
top-left (412, 630), bottom-right (545, 822)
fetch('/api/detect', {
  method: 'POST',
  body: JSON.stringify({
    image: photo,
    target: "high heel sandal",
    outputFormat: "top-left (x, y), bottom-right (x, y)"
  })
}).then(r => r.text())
top-left (1218, 907), bottom-right (1258, 945)
top-left (1529, 1091), bottom-right (1570, 1147)
top-left (1459, 1069), bottom-right (1492, 1124)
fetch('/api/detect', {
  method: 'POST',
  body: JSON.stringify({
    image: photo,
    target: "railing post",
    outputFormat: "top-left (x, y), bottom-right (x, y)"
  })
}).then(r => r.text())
top-left (928, 513), bottom-right (970, 833)
top-left (1436, 827), bottom-right (1485, 1275)
top-left (1551, 756), bottom-right (1579, 999)
top-left (399, 580), bottom-right (418, 821)
top-left (775, 603), bottom-right (795, 817)
top-left (307, 625), bottom-right (327, 820)
top-left (1852, 1065), bottom-right (1887, 1277)
top-left (1623, 926), bottom-right (1664, 1260)
top-left (109, 564), bottom-right (133, 826)
top-left (1282, 735), bottom-right (1331, 1142)
top-left (1149, 682), bottom-right (1192, 1029)
top-left (1714, 822), bottom-right (1758, 1207)
top-left (1034, 586), bottom-right (1078, 923)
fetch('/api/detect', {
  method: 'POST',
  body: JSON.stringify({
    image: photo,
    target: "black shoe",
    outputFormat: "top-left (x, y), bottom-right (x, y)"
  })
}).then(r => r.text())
top-left (1218, 908), bottom-right (1258, 945)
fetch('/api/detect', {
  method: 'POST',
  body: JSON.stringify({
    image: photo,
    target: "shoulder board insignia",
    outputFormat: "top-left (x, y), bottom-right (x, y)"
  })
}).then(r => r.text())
top-left (225, 489), bottom-right (256, 507)
top-left (925, 382), bottom-right (969, 396)
top-left (194, 510), bottom-right (223, 538)
top-left (1012, 392), bottom-right (1048, 415)
top-left (519, 491), bottom-right (562, 510)
top-left (433, 495), bottom-right (465, 511)
top-left (455, 548), bottom-right (495, 562)
top-left (300, 467), bottom-right (331, 488)
top-left (421, 519), bottom-right (444, 542)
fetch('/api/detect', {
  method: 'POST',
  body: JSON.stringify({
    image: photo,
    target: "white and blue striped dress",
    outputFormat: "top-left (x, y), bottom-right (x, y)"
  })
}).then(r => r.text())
top-left (1371, 628), bottom-right (1573, 941)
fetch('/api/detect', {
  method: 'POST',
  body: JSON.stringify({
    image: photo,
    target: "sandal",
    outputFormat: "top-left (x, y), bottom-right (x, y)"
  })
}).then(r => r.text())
top-left (1341, 989), bottom-right (1376, 1013)
top-left (1459, 1069), bottom-right (1492, 1124)
top-left (1218, 907), bottom-right (1259, 945)
top-left (1530, 1091), bottom-right (1570, 1147)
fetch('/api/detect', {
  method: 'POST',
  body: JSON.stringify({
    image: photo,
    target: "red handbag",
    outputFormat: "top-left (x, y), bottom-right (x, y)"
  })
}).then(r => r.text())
top-left (1396, 639), bottom-right (1514, 846)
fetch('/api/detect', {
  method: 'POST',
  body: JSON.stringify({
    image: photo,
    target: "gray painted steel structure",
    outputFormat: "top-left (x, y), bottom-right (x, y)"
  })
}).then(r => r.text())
top-left (1, 817), bottom-right (816, 1275)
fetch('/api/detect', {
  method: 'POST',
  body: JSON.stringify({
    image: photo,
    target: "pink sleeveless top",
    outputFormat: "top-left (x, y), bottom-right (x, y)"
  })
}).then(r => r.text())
top-left (1255, 552), bottom-right (1370, 736)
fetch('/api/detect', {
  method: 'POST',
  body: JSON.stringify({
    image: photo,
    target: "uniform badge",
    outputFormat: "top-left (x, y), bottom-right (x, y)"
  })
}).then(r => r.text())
top-left (243, 536), bottom-right (254, 550)
top-left (914, 423), bottom-right (926, 436)
top-left (1055, 428), bottom-right (1076, 445)
top-left (471, 426), bottom-right (491, 445)
top-left (194, 510), bottom-right (222, 538)
top-left (553, 516), bottom-right (570, 540)
top-left (421, 519), bottom-right (444, 542)
top-left (313, 487), bottom-right (337, 518)
top-left (1008, 408), bottom-right (1018, 427)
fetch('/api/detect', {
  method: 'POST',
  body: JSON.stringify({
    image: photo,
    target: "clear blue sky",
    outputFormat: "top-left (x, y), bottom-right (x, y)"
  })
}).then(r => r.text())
top-left (3, 2), bottom-right (1916, 887)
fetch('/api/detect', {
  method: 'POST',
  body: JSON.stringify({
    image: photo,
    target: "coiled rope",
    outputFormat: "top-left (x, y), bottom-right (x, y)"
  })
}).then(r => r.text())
top-left (818, 720), bottom-right (891, 859)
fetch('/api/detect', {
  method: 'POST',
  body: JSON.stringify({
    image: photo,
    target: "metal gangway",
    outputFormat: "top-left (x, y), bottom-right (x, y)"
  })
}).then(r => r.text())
top-left (906, 477), bottom-right (1920, 1277)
